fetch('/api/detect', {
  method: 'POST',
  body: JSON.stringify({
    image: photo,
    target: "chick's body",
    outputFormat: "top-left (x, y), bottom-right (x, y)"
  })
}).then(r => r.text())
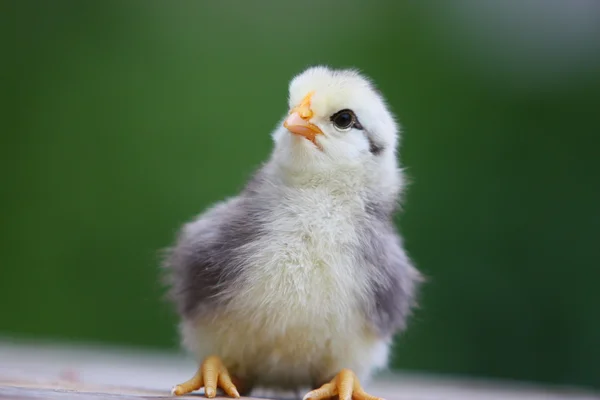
top-left (164, 66), bottom-right (422, 399)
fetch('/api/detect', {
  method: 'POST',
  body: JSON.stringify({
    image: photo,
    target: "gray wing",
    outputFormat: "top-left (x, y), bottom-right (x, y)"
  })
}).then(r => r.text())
top-left (162, 195), bottom-right (261, 320)
top-left (360, 217), bottom-right (423, 338)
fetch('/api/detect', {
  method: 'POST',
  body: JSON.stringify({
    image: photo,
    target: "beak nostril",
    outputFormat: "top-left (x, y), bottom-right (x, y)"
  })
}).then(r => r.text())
top-left (290, 90), bottom-right (316, 120)
top-left (298, 109), bottom-right (313, 119)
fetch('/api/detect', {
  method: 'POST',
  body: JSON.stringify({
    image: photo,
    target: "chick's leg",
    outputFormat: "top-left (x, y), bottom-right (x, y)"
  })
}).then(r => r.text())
top-left (171, 355), bottom-right (241, 398)
top-left (303, 369), bottom-right (384, 400)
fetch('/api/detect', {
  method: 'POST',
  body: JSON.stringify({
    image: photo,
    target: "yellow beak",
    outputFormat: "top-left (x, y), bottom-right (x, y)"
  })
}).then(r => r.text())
top-left (283, 91), bottom-right (323, 145)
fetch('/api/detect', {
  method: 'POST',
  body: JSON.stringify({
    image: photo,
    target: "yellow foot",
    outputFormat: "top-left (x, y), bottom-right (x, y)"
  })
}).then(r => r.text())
top-left (303, 369), bottom-right (384, 400)
top-left (171, 355), bottom-right (241, 398)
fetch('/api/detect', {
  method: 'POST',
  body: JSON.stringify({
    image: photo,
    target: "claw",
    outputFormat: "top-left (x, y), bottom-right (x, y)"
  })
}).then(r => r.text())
top-left (171, 355), bottom-right (240, 398)
top-left (303, 369), bottom-right (384, 400)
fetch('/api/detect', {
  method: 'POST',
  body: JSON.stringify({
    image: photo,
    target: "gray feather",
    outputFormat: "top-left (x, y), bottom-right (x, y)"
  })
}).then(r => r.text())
top-left (162, 168), bottom-right (274, 319)
top-left (162, 198), bottom-right (257, 319)
top-left (359, 210), bottom-right (423, 337)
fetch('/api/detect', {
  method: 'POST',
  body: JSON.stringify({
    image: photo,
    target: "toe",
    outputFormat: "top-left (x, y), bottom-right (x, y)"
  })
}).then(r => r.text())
top-left (218, 372), bottom-right (241, 398)
top-left (303, 382), bottom-right (337, 400)
top-left (353, 379), bottom-right (385, 400)
top-left (201, 357), bottom-right (220, 398)
top-left (336, 369), bottom-right (354, 400)
top-left (171, 369), bottom-right (203, 396)
top-left (170, 385), bottom-right (182, 396)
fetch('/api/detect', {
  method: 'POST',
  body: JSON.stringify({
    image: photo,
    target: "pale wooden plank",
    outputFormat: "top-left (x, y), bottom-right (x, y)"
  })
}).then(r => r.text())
top-left (1, 338), bottom-right (598, 400)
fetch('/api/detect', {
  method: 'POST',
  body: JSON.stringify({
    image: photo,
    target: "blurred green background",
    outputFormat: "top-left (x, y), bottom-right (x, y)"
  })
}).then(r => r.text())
top-left (2, 0), bottom-right (600, 391)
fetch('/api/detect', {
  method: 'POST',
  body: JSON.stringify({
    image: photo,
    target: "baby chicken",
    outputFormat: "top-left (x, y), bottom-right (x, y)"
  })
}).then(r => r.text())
top-left (163, 66), bottom-right (422, 400)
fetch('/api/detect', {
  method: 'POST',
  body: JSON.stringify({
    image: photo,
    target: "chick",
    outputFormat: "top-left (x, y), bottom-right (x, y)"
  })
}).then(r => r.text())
top-left (163, 66), bottom-right (422, 400)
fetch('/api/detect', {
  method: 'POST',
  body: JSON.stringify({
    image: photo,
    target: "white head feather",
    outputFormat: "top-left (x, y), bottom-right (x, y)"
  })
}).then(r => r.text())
top-left (269, 65), bottom-right (404, 202)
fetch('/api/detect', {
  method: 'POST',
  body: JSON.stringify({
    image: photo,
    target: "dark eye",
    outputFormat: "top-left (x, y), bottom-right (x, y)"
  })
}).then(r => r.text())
top-left (331, 110), bottom-right (356, 131)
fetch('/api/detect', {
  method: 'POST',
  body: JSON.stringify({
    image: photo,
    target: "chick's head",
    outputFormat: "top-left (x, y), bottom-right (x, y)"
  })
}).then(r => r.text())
top-left (272, 66), bottom-right (401, 181)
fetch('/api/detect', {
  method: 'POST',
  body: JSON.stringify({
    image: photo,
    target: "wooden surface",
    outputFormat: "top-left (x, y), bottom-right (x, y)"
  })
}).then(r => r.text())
top-left (0, 339), bottom-right (598, 400)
